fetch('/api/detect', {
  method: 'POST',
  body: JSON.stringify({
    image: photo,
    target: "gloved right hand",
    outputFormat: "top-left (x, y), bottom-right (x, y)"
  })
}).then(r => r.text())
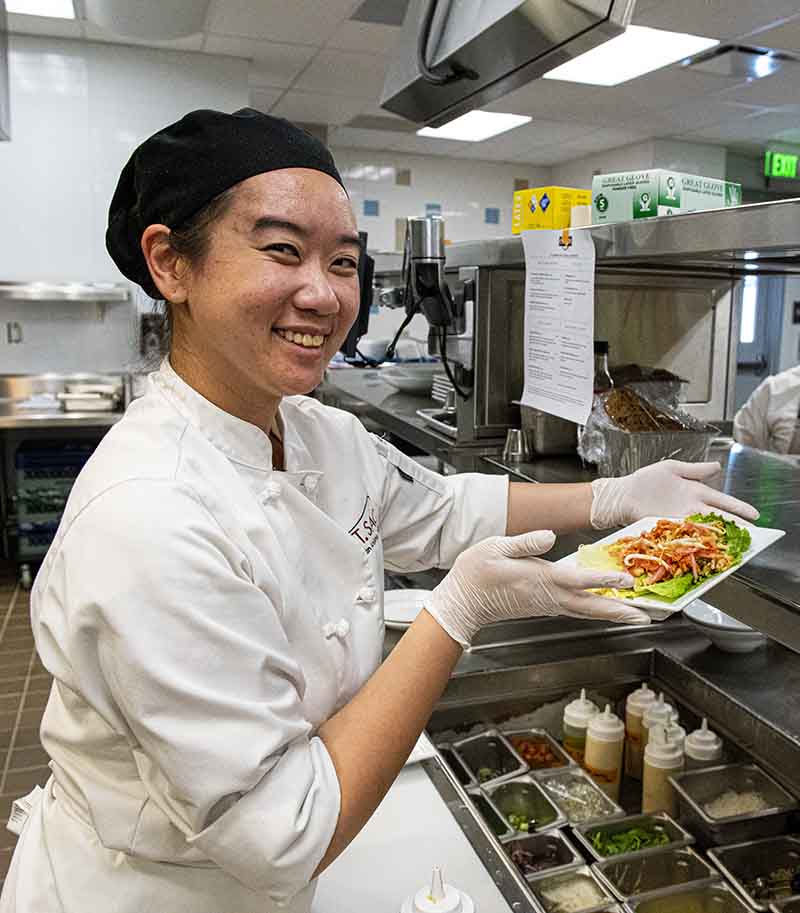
top-left (426, 530), bottom-right (650, 648)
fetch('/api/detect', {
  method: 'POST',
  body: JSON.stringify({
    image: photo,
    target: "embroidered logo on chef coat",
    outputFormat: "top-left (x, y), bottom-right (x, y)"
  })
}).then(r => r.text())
top-left (349, 495), bottom-right (380, 554)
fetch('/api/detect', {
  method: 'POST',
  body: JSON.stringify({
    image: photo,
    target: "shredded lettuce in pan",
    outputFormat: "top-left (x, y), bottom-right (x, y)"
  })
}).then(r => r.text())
top-left (578, 512), bottom-right (752, 603)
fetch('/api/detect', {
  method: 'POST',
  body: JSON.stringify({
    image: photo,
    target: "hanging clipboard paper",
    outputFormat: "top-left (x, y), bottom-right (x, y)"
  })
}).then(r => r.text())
top-left (520, 228), bottom-right (595, 426)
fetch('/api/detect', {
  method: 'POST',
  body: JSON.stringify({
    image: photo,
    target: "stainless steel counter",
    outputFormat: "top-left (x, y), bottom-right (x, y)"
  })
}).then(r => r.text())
top-left (323, 369), bottom-right (800, 652)
top-left (0, 407), bottom-right (123, 429)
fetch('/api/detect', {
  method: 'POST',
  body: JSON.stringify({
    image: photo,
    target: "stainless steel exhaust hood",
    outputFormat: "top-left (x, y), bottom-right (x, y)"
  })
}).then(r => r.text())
top-left (381, 0), bottom-right (637, 127)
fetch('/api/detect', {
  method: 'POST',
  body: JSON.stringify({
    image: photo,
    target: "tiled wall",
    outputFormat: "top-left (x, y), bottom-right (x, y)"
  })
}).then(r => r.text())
top-left (332, 147), bottom-right (551, 252)
top-left (0, 36), bottom-right (248, 372)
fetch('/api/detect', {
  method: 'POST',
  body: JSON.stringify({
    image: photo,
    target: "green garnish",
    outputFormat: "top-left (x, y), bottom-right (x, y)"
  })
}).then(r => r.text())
top-left (589, 824), bottom-right (670, 856)
top-left (508, 813), bottom-right (532, 832)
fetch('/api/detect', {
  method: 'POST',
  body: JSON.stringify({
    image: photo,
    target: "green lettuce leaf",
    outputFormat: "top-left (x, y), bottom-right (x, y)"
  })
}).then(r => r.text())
top-left (633, 572), bottom-right (695, 601)
top-left (686, 512), bottom-right (752, 560)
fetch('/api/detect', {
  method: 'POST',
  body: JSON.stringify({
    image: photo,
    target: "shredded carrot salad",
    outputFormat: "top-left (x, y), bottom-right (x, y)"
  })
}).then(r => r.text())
top-left (608, 517), bottom-right (733, 586)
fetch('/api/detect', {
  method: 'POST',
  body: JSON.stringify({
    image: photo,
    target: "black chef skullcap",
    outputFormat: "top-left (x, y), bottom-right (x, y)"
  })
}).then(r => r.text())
top-left (106, 107), bottom-right (346, 298)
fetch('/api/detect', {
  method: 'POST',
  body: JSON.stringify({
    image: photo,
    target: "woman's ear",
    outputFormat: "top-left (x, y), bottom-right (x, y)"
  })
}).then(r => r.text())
top-left (140, 225), bottom-right (189, 303)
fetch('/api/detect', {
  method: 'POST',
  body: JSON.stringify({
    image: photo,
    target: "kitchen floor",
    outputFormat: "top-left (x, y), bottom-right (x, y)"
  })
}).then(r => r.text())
top-left (0, 562), bottom-right (52, 892)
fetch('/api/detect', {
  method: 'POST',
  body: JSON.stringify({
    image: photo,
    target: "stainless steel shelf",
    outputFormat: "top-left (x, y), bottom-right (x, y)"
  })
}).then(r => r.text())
top-left (0, 281), bottom-right (130, 302)
top-left (444, 198), bottom-right (800, 276)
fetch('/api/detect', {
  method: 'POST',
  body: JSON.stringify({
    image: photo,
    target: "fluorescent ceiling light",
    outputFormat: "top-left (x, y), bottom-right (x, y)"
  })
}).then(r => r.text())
top-left (417, 111), bottom-right (531, 142)
top-left (6, 0), bottom-right (75, 17)
top-left (543, 25), bottom-right (719, 86)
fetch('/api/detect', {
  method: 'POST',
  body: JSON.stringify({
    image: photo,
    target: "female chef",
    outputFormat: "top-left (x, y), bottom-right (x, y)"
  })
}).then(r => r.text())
top-left (0, 109), bottom-right (758, 913)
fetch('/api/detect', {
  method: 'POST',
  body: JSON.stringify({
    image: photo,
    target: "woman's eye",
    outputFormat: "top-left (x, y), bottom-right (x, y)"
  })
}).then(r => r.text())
top-left (263, 243), bottom-right (300, 258)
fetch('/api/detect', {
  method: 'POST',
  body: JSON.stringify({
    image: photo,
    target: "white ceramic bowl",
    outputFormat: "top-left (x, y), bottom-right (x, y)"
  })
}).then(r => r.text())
top-left (683, 599), bottom-right (767, 653)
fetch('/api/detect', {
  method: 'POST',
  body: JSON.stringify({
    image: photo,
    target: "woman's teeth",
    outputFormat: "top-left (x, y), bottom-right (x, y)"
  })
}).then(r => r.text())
top-left (275, 329), bottom-right (325, 349)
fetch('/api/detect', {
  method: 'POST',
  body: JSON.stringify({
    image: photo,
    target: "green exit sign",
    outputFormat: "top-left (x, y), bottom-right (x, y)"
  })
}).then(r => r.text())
top-left (765, 149), bottom-right (800, 179)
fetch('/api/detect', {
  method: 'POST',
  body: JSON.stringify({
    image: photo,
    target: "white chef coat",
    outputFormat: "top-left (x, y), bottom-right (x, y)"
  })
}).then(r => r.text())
top-left (733, 366), bottom-right (800, 454)
top-left (0, 359), bottom-right (507, 913)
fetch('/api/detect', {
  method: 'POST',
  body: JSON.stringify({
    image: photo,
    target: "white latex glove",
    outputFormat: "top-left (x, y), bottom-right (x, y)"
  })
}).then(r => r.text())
top-left (590, 460), bottom-right (759, 530)
top-left (427, 530), bottom-right (650, 648)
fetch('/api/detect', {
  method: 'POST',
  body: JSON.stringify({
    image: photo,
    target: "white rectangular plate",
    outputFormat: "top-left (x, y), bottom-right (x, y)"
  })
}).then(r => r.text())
top-left (556, 516), bottom-right (786, 618)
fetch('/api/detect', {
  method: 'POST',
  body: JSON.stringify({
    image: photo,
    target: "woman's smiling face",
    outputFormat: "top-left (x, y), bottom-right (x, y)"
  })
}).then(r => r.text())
top-left (169, 168), bottom-right (361, 417)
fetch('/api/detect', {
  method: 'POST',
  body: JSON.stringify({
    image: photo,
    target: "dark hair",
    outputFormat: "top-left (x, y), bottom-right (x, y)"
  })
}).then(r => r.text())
top-left (167, 185), bottom-right (238, 273)
top-left (145, 186), bottom-right (238, 359)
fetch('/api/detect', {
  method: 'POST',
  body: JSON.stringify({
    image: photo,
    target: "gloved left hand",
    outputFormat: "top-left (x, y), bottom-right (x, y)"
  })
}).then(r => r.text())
top-left (590, 460), bottom-right (759, 530)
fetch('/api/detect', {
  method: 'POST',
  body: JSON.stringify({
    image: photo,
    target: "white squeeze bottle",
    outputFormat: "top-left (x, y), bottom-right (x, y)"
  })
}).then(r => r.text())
top-left (642, 726), bottom-right (684, 816)
top-left (665, 722), bottom-right (687, 753)
top-left (584, 704), bottom-right (625, 801)
top-left (624, 684), bottom-right (657, 779)
top-left (685, 718), bottom-right (723, 770)
top-left (641, 693), bottom-right (675, 753)
top-left (562, 689), bottom-right (599, 765)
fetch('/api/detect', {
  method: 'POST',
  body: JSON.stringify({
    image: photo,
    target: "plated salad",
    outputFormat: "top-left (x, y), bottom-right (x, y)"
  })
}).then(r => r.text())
top-left (578, 513), bottom-right (752, 602)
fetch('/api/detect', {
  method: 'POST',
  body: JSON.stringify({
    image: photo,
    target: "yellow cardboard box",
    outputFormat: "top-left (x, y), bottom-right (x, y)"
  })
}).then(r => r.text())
top-left (512, 186), bottom-right (592, 233)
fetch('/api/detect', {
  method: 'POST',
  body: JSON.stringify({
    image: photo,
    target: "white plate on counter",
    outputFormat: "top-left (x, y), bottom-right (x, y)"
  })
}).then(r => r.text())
top-left (556, 516), bottom-right (785, 619)
top-left (380, 364), bottom-right (439, 394)
top-left (384, 589), bottom-right (433, 630)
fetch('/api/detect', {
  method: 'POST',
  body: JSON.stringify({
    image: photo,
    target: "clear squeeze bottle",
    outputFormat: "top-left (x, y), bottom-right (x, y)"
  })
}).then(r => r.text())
top-left (624, 683), bottom-right (657, 779)
top-left (685, 718), bottom-right (723, 770)
top-left (642, 726), bottom-right (684, 816)
top-left (641, 693), bottom-right (675, 754)
top-left (584, 704), bottom-right (625, 801)
top-left (562, 689), bottom-right (599, 765)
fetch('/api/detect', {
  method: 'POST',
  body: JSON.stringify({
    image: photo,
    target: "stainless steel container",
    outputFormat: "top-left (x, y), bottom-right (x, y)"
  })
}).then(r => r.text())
top-left (669, 763), bottom-right (798, 847)
top-left (573, 811), bottom-right (695, 862)
top-left (708, 835), bottom-right (800, 911)
top-left (528, 863), bottom-right (614, 913)
top-left (435, 742), bottom-right (477, 789)
top-left (452, 729), bottom-right (527, 788)
top-left (520, 405), bottom-right (578, 456)
top-left (625, 882), bottom-right (755, 913)
top-left (468, 789), bottom-right (516, 841)
top-left (503, 829), bottom-right (583, 881)
top-left (504, 728), bottom-right (575, 775)
top-left (483, 775), bottom-right (565, 836)
top-left (591, 424), bottom-right (718, 477)
top-left (536, 768), bottom-right (626, 826)
top-left (591, 846), bottom-right (718, 903)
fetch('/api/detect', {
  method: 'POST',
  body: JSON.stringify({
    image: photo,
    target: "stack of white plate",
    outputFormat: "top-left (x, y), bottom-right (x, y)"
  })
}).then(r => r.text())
top-left (383, 589), bottom-right (433, 630)
top-left (381, 363), bottom-right (438, 395)
top-left (431, 373), bottom-right (454, 404)
top-left (683, 599), bottom-right (768, 653)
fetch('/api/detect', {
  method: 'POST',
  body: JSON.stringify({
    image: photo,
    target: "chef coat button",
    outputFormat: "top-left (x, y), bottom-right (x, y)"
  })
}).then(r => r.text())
top-left (302, 474), bottom-right (319, 493)
top-left (357, 587), bottom-right (376, 603)
top-left (261, 481), bottom-right (281, 504)
top-left (336, 619), bottom-right (350, 638)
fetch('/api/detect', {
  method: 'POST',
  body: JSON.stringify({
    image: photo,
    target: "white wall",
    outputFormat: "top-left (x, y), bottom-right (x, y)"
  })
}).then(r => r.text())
top-left (0, 35), bottom-right (248, 372)
top-left (332, 147), bottom-right (551, 251)
top-left (551, 139), bottom-right (726, 187)
top-left (0, 35), bottom-right (248, 284)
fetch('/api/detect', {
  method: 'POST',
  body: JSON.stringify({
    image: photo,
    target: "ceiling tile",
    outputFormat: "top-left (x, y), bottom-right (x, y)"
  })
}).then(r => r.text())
top-left (646, 98), bottom-right (768, 134)
top-left (203, 35), bottom-right (316, 88)
top-left (249, 88), bottom-right (284, 113)
top-left (208, 0), bottom-right (359, 46)
top-left (82, 21), bottom-right (204, 50)
top-left (719, 64), bottom-right (800, 106)
top-left (271, 90), bottom-right (367, 126)
top-left (681, 109), bottom-right (800, 145)
top-left (632, 0), bottom-right (800, 41)
top-left (7, 13), bottom-right (82, 38)
top-left (293, 48), bottom-right (389, 97)
top-left (325, 19), bottom-right (400, 55)
top-left (745, 14), bottom-right (800, 52)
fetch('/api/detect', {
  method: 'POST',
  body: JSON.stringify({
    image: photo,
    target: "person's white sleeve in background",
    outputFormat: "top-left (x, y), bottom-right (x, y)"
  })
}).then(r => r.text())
top-left (35, 480), bottom-right (340, 905)
top-left (372, 435), bottom-right (508, 572)
top-left (733, 378), bottom-right (771, 450)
